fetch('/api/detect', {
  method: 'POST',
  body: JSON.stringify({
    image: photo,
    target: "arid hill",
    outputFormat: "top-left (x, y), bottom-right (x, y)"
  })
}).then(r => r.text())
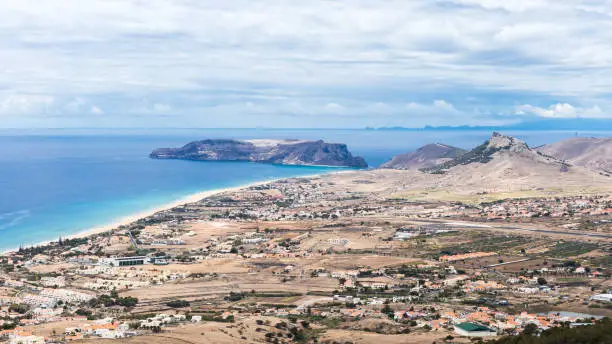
top-left (362, 132), bottom-right (612, 200)
top-left (379, 143), bottom-right (467, 170)
top-left (421, 132), bottom-right (569, 174)
top-left (536, 137), bottom-right (612, 175)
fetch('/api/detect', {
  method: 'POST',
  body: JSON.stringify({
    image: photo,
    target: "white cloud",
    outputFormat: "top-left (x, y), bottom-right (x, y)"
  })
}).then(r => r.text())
top-left (322, 102), bottom-right (346, 115)
top-left (152, 103), bottom-right (171, 113)
top-left (90, 106), bottom-right (104, 114)
top-left (0, 94), bottom-right (54, 115)
top-left (406, 100), bottom-right (459, 115)
top-left (433, 100), bottom-right (456, 112)
top-left (1, 1), bottom-right (612, 126)
top-left (516, 103), bottom-right (605, 118)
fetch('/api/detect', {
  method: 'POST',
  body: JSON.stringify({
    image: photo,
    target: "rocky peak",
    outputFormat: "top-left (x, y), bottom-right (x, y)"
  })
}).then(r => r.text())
top-left (487, 132), bottom-right (529, 153)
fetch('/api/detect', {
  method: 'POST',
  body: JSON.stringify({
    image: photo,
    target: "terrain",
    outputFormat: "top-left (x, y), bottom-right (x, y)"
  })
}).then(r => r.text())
top-left (380, 143), bottom-right (466, 170)
top-left (378, 132), bottom-right (612, 202)
top-left (150, 139), bottom-right (368, 168)
top-left (2, 132), bottom-right (611, 344)
top-left (536, 137), bottom-right (612, 175)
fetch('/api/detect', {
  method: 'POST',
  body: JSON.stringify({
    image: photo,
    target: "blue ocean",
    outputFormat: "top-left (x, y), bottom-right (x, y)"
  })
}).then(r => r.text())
top-left (1, 128), bottom-right (610, 251)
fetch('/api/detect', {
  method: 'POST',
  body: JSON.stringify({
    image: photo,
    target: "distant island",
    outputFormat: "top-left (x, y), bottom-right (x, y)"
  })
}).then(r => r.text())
top-left (150, 139), bottom-right (368, 168)
top-left (366, 118), bottom-right (612, 131)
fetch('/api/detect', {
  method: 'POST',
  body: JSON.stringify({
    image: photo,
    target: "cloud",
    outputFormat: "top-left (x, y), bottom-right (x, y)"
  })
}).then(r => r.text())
top-left (0, 94), bottom-right (54, 115)
top-left (152, 103), bottom-right (171, 113)
top-left (322, 102), bottom-right (346, 115)
top-left (516, 103), bottom-right (605, 118)
top-left (90, 106), bottom-right (104, 114)
top-left (1, 1), bottom-right (612, 127)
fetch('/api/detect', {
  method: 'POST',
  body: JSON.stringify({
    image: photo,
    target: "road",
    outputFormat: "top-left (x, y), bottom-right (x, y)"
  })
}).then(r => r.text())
top-left (496, 225), bottom-right (612, 239)
top-left (428, 220), bottom-right (612, 240)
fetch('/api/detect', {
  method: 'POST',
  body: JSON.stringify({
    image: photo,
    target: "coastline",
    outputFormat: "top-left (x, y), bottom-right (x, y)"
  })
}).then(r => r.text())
top-left (1, 170), bottom-right (351, 255)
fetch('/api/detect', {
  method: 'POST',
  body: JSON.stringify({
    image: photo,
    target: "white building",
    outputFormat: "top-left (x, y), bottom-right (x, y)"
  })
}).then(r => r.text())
top-left (590, 294), bottom-right (612, 302)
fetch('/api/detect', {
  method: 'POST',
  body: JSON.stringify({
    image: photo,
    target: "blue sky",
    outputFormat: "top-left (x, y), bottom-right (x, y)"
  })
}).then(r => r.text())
top-left (1, 0), bottom-right (612, 128)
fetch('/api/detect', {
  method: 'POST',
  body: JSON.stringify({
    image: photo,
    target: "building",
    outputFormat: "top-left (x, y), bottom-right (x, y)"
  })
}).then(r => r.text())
top-left (590, 294), bottom-right (612, 303)
top-left (150, 256), bottom-right (169, 265)
top-left (454, 322), bottom-right (497, 337)
top-left (101, 256), bottom-right (148, 267)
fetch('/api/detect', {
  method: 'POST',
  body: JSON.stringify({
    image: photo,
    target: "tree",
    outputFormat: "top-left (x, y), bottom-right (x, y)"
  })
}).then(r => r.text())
top-left (537, 277), bottom-right (547, 285)
top-left (116, 296), bottom-right (138, 307)
top-left (166, 300), bottom-right (190, 308)
top-left (381, 304), bottom-right (394, 319)
top-left (523, 323), bottom-right (539, 336)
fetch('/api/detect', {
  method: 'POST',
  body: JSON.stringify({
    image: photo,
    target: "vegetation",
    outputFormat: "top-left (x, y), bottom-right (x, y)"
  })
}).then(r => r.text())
top-left (546, 242), bottom-right (599, 258)
top-left (8, 304), bottom-right (29, 314)
top-left (489, 318), bottom-right (611, 344)
top-left (166, 300), bottom-right (191, 308)
top-left (421, 139), bottom-right (496, 173)
top-left (89, 294), bottom-right (138, 308)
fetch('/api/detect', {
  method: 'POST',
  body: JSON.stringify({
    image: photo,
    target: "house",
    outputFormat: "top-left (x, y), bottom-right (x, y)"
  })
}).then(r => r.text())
top-left (590, 294), bottom-right (612, 303)
top-left (8, 335), bottom-right (45, 344)
top-left (454, 322), bottom-right (497, 337)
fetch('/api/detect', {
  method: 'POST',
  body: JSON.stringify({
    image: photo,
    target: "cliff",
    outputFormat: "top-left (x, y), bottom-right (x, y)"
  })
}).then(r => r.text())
top-left (150, 139), bottom-right (368, 168)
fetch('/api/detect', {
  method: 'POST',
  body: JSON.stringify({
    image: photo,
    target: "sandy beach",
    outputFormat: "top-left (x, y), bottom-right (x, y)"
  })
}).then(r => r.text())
top-left (1, 170), bottom-right (350, 255)
top-left (1, 180), bottom-right (276, 255)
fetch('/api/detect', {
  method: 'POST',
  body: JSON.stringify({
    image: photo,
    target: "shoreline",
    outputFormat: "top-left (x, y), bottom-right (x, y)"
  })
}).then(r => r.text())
top-left (1, 170), bottom-right (351, 255)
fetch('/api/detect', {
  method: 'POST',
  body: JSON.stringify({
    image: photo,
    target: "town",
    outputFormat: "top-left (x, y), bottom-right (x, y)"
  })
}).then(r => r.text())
top-left (1, 174), bottom-right (610, 344)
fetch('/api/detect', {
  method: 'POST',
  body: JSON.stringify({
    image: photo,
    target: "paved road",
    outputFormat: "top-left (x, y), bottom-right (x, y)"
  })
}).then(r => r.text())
top-left (127, 230), bottom-right (140, 248)
top-left (426, 220), bottom-right (612, 240)
top-left (496, 225), bottom-right (612, 239)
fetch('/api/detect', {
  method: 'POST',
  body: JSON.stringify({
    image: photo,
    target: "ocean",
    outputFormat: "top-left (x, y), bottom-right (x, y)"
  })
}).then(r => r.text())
top-left (1, 128), bottom-right (610, 251)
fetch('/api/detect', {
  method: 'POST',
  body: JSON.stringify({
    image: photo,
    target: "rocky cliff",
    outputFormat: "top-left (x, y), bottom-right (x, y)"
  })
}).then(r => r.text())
top-left (150, 139), bottom-right (368, 168)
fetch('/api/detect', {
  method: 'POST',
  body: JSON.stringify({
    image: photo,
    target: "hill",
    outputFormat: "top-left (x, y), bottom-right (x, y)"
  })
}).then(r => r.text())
top-left (421, 132), bottom-right (569, 174)
top-left (536, 137), bottom-right (612, 175)
top-left (380, 143), bottom-right (467, 170)
top-left (150, 139), bottom-right (368, 168)
top-left (377, 132), bottom-right (612, 200)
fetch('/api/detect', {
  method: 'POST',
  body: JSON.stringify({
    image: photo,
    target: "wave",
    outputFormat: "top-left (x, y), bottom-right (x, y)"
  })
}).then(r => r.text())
top-left (0, 210), bottom-right (31, 231)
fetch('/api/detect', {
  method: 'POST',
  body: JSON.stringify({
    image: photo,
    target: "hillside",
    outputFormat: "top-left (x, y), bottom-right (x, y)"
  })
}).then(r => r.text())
top-left (379, 143), bottom-right (467, 170)
top-left (150, 139), bottom-right (368, 168)
top-left (374, 132), bottom-right (612, 200)
top-left (421, 132), bottom-right (569, 174)
top-left (536, 137), bottom-right (612, 175)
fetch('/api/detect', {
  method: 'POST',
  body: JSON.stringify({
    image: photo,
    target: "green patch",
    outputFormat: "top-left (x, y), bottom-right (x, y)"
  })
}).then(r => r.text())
top-left (546, 242), bottom-right (599, 258)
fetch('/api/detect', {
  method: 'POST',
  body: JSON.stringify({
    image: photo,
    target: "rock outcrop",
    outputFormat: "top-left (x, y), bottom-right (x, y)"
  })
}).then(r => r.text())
top-left (380, 143), bottom-right (467, 170)
top-left (150, 139), bottom-right (368, 168)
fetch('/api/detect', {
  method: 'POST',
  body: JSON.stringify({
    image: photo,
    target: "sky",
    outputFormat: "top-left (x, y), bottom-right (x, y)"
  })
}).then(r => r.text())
top-left (1, 0), bottom-right (612, 129)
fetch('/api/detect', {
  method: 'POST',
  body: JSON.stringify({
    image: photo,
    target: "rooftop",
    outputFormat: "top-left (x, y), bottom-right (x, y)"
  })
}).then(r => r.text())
top-left (456, 322), bottom-right (495, 332)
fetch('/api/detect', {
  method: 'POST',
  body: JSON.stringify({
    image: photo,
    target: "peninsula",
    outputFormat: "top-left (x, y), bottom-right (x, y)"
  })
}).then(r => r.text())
top-left (150, 139), bottom-right (368, 168)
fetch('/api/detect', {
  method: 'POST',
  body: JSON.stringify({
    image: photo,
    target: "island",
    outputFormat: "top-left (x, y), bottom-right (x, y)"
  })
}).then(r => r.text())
top-left (150, 139), bottom-right (368, 168)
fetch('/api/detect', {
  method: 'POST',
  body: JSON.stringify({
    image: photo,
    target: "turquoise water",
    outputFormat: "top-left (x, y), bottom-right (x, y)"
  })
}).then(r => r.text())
top-left (0, 134), bottom-right (343, 250)
top-left (1, 128), bottom-right (610, 251)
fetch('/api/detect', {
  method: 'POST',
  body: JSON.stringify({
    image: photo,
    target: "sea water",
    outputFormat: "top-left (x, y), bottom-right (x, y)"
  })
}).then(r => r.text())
top-left (0, 128), bottom-right (609, 251)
